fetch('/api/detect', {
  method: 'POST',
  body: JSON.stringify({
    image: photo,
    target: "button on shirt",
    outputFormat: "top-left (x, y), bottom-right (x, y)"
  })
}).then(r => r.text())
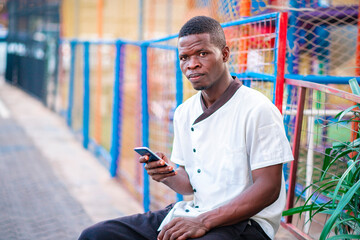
top-left (158, 80), bottom-right (293, 239)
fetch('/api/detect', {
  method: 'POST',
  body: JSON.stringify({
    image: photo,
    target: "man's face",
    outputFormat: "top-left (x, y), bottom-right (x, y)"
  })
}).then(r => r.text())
top-left (178, 33), bottom-right (228, 91)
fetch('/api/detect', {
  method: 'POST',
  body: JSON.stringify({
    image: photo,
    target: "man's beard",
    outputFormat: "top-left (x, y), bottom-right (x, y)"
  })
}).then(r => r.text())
top-left (194, 86), bottom-right (207, 91)
top-left (193, 81), bottom-right (214, 91)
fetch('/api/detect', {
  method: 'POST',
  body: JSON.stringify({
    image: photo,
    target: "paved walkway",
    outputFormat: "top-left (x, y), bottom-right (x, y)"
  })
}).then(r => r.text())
top-left (0, 79), bottom-right (296, 240)
top-left (0, 79), bottom-right (143, 240)
top-left (0, 118), bottom-right (92, 239)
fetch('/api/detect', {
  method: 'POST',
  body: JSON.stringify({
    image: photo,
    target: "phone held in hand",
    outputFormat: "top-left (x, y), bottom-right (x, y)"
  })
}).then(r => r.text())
top-left (134, 146), bottom-right (162, 162)
top-left (134, 147), bottom-right (174, 172)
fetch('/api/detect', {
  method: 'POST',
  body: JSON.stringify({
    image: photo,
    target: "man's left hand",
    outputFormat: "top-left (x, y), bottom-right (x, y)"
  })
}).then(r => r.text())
top-left (157, 217), bottom-right (209, 240)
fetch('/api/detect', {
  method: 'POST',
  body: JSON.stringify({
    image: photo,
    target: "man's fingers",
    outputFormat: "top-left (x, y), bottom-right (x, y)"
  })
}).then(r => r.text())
top-left (162, 228), bottom-right (174, 240)
top-left (169, 229), bottom-right (188, 240)
top-left (158, 219), bottom-right (177, 240)
top-left (145, 159), bottom-right (174, 174)
top-left (138, 155), bottom-right (149, 163)
top-left (158, 219), bottom-right (189, 240)
top-left (157, 226), bottom-right (167, 240)
top-left (156, 152), bottom-right (166, 160)
top-left (157, 230), bottom-right (164, 240)
top-left (144, 160), bottom-right (168, 169)
top-left (152, 169), bottom-right (176, 177)
top-left (151, 171), bottom-right (175, 181)
top-left (158, 217), bottom-right (208, 240)
top-left (176, 233), bottom-right (190, 240)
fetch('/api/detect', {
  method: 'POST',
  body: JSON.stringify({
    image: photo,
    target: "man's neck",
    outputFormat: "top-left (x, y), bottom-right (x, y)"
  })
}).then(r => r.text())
top-left (201, 73), bottom-right (233, 108)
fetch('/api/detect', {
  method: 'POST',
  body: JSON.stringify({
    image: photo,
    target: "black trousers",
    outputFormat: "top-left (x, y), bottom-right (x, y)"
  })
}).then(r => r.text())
top-left (78, 204), bottom-right (271, 240)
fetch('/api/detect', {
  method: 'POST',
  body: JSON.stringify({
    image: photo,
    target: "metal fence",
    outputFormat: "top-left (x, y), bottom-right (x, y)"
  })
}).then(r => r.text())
top-left (177, 0), bottom-right (360, 83)
top-left (282, 78), bottom-right (360, 239)
top-left (57, 12), bottom-right (288, 212)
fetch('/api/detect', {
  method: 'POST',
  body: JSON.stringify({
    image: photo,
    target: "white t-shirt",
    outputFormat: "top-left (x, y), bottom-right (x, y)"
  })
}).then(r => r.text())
top-left (158, 81), bottom-right (293, 239)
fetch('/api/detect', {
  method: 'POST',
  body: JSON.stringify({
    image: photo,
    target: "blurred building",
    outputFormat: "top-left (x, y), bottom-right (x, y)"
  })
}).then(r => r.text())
top-left (0, 1), bottom-right (7, 75)
top-left (61, 0), bottom-right (190, 40)
top-left (5, 0), bottom-right (60, 108)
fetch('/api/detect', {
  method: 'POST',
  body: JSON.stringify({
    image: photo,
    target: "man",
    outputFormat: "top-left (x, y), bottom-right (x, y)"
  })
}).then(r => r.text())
top-left (79, 16), bottom-right (293, 240)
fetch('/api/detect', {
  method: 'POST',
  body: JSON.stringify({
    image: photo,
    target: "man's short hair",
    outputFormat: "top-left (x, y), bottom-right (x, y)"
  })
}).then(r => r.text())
top-left (178, 16), bottom-right (226, 49)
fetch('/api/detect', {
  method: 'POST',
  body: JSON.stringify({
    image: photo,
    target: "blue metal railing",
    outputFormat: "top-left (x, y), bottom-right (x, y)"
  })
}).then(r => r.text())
top-left (67, 40), bottom-right (77, 128)
top-left (110, 40), bottom-right (124, 177)
top-left (62, 13), bottom-right (283, 212)
top-left (140, 43), bottom-right (151, 212)
top-left (60, 12), bottom-right (358, 212)
top-left (83, 42), bottom-right (90, 149)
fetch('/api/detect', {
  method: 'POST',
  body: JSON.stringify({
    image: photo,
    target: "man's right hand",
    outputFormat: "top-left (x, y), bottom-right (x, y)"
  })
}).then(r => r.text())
top-left (139, 152), bottom-right (177, 182)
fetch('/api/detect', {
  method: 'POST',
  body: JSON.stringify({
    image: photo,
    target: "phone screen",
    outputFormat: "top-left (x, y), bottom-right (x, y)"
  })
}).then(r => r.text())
top-left (134, 147), bottom-right (161, 162)
top-left (134, 147), bottom-right (175, 173)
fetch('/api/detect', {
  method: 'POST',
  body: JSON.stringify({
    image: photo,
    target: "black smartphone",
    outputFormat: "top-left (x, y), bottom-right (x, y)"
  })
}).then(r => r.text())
top-left (134, 146), bottom-right (162, 162)
top-left (134, 147), bottom-right (174, 172)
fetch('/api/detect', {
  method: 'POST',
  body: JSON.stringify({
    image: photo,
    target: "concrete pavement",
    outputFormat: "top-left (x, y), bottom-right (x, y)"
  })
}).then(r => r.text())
top-left (0, 79), bottom-right (143, 239)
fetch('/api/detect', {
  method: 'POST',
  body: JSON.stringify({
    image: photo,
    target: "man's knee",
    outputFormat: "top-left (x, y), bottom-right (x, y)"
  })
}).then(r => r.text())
top-left (78, 221), bottom-right (113, 240)
top-left (78, 218), bottom-right (151, 240)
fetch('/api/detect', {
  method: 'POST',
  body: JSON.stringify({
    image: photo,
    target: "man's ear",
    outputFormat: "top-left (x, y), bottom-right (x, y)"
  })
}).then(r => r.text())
top-left (222, 46), bottom-right (230, 62)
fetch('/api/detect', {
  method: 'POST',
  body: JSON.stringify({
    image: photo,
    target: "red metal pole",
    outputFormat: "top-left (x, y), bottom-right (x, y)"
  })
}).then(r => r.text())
top-left (275, 12), bottom-right (288, 113)
top-left (356, 0), bottom-right (360, 76)
top-left (238, 0), bottom-right (251, 73)
top-left (350, 0), bottom-right (360, 158)
top-left (285, 86), bottom-right (306, 223)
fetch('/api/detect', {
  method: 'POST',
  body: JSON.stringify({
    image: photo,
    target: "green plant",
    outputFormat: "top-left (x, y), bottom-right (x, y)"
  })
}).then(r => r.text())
top-left (283, 79), bottom-right (360, 240)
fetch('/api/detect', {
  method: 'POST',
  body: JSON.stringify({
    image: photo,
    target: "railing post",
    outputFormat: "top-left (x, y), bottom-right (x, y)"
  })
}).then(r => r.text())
top-left (284, 0), bottom-right (300, 134)
top-left (285, 86), bottom-right (306, 223)
top-left (175, 48), bottom-right (183, 107)
top-left (287, 0), bottom-right (300, 76)
top-left (83, 41), bottom-right (90, 149)
top-left (175, 48), bottom-right (184, 202)
top-left (356, 0), bottom-right (360, 77)
top-left (141, 43), bottom-right (150, 212)
top-left (67, 40), bottom-right (77, 128)
top-left (110, 40), bottom-right (124, 177)
top-left (274, 12), bottom-right (288, 113)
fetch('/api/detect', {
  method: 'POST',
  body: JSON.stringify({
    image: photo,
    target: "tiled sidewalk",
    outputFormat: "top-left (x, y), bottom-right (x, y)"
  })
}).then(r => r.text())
top-left (0, 118), bottom-right (92, 239)
top-left (0, 80), bottom-right (143, 240)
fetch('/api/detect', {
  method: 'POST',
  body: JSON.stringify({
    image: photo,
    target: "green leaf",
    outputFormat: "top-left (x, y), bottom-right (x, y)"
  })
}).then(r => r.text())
top-left (346, 160), bottom-right (355, 183)
top-left (350, 167), bottom-right (360, 186)
top-left (349, 78), bottom-right (360, 96)
top-left (347, 160), bottom-right (355, 168)
top-left (282, 204), bottom-right (323, 216)
top-left (335, 110), bottom-right (345, 119)
top-left (320, 180), bottom-right (360, 240)
top-left (321, 149), bottom-right (354, 181)
top-left (322, 148), bottom-right (333, 179)
top-left (334, 215), bottom-right (360, 230)
top-left (300, 180), bottom-right (337, 212)
top-left (332, 141), bottom-right (348, 149)
top-left (337, 104), bottom-right (359, 122)
top-left (309, 200), bottom-right (335, 220)
top-left (331, 160), bottom-right (360, 208)
top-left (350, 138), bottom-right (360, 148)
top-left (327, 234), bottom-right (360, 240)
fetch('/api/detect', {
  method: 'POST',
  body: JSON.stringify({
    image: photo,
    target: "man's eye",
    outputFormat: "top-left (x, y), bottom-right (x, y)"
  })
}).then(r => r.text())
top-left (180, 56), bottom-right (187, 61)
top-left (199, 52), bottom-right (207, 57)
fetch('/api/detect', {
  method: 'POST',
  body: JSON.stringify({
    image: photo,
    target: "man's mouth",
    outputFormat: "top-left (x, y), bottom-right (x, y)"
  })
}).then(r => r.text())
top-left (188, 73), bottom-right (204, 80)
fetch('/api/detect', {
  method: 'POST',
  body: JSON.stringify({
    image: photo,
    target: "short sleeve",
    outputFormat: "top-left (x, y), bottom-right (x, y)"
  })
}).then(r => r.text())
top-left (246, 102), bottom-right (293, 170)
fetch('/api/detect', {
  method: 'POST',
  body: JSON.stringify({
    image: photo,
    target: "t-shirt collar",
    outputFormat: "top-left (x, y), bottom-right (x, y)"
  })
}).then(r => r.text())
top-left (193, 76), bottom-right (242, 125)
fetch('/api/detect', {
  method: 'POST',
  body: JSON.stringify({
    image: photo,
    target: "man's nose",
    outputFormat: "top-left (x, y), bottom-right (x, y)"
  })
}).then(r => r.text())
top-left (187, 56), bottom-right (200, 69)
